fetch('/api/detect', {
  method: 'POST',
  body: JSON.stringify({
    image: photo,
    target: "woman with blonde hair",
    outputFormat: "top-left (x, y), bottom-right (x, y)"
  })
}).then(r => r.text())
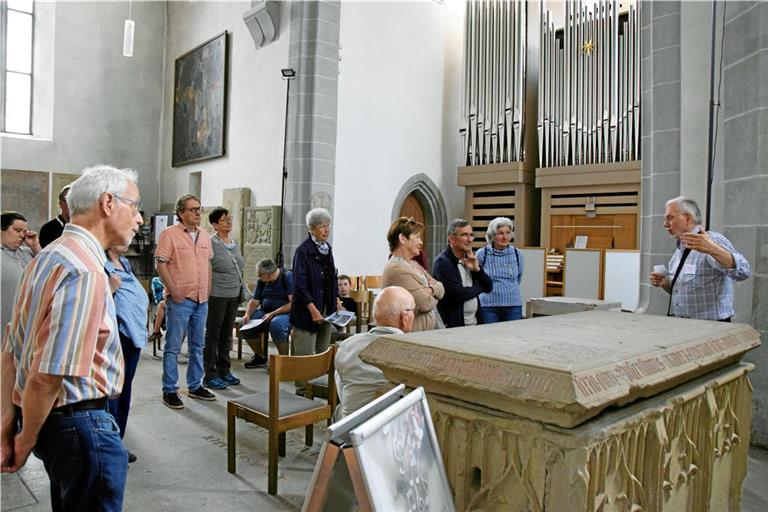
top-left (382, 217), bottom-right (445, 331)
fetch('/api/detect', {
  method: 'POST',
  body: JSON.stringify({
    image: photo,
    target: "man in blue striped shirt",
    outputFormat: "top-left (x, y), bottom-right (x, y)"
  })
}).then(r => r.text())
top-left (650, 196), bottom-right (751, 321)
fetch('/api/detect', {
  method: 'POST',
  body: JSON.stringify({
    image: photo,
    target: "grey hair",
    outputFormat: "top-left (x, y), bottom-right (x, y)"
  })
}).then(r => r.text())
top-left (666, 196), bottom-right (701, 224)
top-left (67, 165), bottom-right (138, 216)
top-left (485, 216), bottom-right (514, 244)
top-left (306, 207), bottom-right (332, 228)
top-left (447, 218), bottom-right (471, 237)
top-left (257, 258), bottom-right (278, 275)
top-left (175, 194), bottom-right (200, 217)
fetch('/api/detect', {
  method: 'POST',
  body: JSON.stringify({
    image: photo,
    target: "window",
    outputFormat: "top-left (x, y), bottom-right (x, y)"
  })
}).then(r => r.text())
top-left (2, 0), bottom-right (34, 135)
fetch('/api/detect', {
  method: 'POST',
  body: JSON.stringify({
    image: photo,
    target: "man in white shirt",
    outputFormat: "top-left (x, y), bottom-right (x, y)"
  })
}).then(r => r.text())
top-left (334, 286), bottom-right (415, 418)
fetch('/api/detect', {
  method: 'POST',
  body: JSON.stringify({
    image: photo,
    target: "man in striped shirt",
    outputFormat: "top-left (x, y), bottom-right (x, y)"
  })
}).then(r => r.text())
top-left (1, 165), bottom-right (143, 511)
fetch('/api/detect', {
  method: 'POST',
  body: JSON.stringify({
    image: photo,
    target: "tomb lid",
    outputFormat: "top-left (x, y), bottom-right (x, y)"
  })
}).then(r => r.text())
top-left (359, 310), bottom-right (760, 428)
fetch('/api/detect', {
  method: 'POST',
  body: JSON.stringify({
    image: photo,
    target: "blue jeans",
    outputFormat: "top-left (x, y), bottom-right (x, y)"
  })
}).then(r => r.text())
top-left (163, 298), bottom-right (207, 394)
top-left (33, 409), bottom-right (127, 511)
top-left (245, 309), bottom-right (292, 342)
top-left (478, 306), bottom-right (523, 324)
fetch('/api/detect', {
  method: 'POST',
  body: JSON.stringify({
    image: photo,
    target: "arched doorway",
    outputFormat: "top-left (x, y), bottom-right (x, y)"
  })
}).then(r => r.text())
top-left (391, 173), bottom-right (448, 268)
top-left (399, 193), bottom-right (428, 250)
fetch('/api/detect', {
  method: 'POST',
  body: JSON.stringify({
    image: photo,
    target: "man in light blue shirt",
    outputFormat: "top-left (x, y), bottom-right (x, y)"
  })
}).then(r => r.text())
top-left (650, 196), bottom-right (751, 321)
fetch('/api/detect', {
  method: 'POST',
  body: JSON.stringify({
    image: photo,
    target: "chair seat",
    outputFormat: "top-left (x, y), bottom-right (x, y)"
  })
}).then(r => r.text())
top-left (232, 390), bottom-right (325, 417)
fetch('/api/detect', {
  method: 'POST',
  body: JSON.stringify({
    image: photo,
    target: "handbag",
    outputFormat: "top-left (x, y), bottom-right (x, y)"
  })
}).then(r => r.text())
top-left (213, 235), bottom-right (251, 303)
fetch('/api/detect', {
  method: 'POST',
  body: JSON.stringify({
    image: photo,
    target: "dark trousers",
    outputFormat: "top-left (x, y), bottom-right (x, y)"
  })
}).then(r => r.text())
top-left (33, 409), bottom-right (127, 511)
top-left (204, 295), bottom-right (240, 379)
top-left (108, 334), bottom-right (141, 438)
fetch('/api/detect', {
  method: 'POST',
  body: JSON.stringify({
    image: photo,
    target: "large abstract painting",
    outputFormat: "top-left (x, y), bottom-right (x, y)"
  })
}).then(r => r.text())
top-left (172, 31), bottom-right (228, 167)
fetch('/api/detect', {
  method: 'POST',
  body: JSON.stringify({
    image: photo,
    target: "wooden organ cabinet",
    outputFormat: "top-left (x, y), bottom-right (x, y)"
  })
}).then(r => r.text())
top-left (535, 162), bottom-right (640, 296)
top-left (459, 163), bottom-right (540, 250)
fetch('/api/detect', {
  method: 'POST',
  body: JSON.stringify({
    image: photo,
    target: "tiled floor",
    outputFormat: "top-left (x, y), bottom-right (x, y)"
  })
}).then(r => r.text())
top-left (2, 347), bottom-right (767, 511)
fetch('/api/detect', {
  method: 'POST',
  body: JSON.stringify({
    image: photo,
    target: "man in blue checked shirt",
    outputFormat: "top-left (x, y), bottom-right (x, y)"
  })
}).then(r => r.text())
top-left (650, 196), bottom-right (751, 321)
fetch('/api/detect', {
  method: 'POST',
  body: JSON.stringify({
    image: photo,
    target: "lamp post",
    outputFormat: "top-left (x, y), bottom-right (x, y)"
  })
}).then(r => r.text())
top-left (276, 68), bottom-right (296, 269)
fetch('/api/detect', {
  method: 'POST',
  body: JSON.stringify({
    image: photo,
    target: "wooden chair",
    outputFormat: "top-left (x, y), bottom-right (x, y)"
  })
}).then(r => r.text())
top-left (348, 289), bottom-right (372, 333)
top-left (363, 275), bottom-right (382, 289)
top-left (227, 346), bottom-right (337, 495)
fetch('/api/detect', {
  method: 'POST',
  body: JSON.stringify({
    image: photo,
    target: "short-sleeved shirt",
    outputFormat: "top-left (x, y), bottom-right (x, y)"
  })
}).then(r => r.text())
top-left (2, 224), bottom-right (124, 407)
top-left (253, 269), bottom-right (294, 313)
top-left (105, 256), bottom-right (149, 349)
top-left (154, 223), bottom-right (213, 302)
top-left (209, 235), bottom-right (245, 298)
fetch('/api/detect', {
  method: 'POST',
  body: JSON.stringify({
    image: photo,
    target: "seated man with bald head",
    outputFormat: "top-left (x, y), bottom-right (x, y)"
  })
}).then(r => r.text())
top-left (335, 286), bottom-right (416, 418)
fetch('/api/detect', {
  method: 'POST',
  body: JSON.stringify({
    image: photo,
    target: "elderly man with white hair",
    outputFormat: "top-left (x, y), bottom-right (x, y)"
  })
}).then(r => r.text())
top-left (650, 196), bottom-right (751, 321)
top-left (335, 286), bottom-right (416, 418)
top-left (1, 165), bottom-right (143, 510)
top-left (289, 208), bottom-right (339, 391)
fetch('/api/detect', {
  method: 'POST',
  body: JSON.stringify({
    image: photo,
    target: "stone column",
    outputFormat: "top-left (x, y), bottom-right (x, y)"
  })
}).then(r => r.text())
top-left (283, 1), bottom-right (340, 267)
top-left (721, 0), bottom-right (768, 447)
top-left (637, 1), bottom-right (682, 315)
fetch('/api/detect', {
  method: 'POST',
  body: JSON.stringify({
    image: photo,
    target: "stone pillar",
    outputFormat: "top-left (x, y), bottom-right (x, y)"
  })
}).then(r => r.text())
top-left (637, 1), bottom-right (682, 315)
top-left (283, 1), bottom-right (340, 267)
top-left (721, 1), bottom-right (768, 447)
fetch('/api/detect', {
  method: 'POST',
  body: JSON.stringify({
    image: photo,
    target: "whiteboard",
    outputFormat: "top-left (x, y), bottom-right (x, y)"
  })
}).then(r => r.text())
top-left (518, 248), bottom-right (545, 304)
top-left (564, 249), bottom-right (601, 300)
top-left (604, 250), bottom-right (640, 311)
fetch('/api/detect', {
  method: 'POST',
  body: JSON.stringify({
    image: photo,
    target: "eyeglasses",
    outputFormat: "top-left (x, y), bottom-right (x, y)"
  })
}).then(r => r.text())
top-left (114, 194), bottom-right (142, 213)
top-left (186, 207), bottom-right (202, 214)
top-left (451, 232), bottom-right (474, 239)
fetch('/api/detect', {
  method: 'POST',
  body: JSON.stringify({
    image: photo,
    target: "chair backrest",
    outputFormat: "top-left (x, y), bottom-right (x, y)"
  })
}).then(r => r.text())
top-left (270, 346), bottom-right (336, 385)
top-left (348, 289), bottom-right (368, 307)
top-left (268, 347), bottom-right (337, 419)
top-left (363, 275), bottom-right (382, 289)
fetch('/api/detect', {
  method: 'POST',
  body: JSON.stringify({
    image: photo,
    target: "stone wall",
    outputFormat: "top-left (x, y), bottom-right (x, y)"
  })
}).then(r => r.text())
top-left (720, 1), bottom-right (768, 447)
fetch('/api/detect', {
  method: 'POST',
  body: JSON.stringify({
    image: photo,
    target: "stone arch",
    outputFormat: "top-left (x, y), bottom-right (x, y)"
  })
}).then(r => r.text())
top-left (391, 173), bottom-right (448, 266)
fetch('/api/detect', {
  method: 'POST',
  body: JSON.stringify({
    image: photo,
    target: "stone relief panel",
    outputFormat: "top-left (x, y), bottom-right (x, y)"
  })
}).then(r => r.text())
top-left (242, 206), bottom-right (280, 285)
top-left (429, 364), bottom-right (753, 512)
top-left (223, 188), bottom-right (250, 244)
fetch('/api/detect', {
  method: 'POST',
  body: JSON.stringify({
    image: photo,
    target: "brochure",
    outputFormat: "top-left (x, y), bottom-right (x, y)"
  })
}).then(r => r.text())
top-left (239, 316), bottom-right (267, 331)
top-left (325, 310), bottom-right (355, 328)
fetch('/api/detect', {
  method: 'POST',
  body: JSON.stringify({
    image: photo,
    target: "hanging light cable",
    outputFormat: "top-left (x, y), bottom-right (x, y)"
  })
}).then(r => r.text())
top-left (123, 0), bottom-right (135, 57)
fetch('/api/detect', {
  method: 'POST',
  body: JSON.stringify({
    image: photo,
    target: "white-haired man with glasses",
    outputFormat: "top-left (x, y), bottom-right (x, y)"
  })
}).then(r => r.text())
top-left (650, 196), bottom-right (751, 321)
top-left (1, 164), bottom-right (143, 510)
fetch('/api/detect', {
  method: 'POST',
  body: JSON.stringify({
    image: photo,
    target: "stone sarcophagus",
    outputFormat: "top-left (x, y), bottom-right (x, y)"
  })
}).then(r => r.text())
top-left (359, 311), bottom-right (761, 512)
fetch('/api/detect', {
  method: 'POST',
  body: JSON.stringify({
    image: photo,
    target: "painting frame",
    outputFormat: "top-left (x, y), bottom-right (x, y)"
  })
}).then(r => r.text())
top-left (349, 387), bottom-right (455, 512)
top-left (172, 31), bottom-right (228, 167)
